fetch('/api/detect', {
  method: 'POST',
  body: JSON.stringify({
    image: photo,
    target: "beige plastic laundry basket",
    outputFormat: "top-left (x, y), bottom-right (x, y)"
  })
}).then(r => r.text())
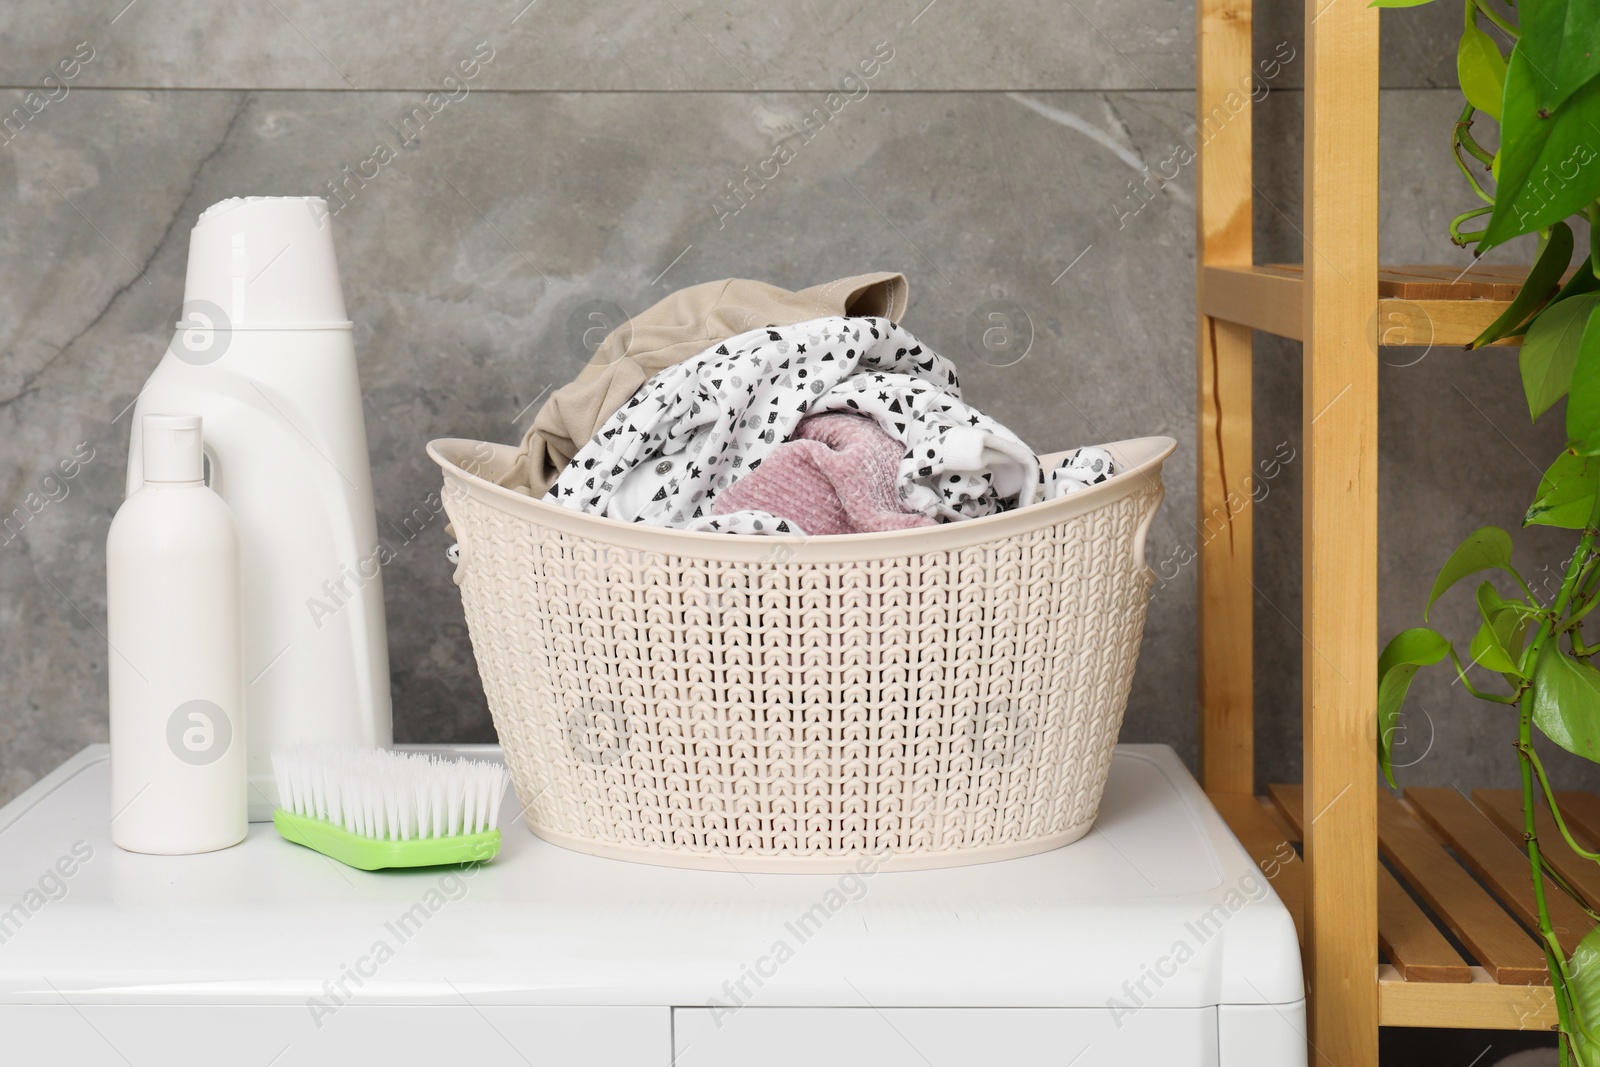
top-left (429, 435), bottom-right (1175, 872)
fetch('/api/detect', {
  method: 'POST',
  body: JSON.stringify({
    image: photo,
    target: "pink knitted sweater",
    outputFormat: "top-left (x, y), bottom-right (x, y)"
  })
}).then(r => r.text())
top-left (712, 413), bottom-right (938, 536)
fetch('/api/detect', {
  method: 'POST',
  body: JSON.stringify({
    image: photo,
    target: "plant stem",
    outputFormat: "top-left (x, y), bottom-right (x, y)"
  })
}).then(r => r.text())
top-left (1564, 556), bottom-right (1600, 656)
top-left (1516, 567), bottom-right (1543, 606)
top-left (1544, 853), bottom-right (1600, 923)
top-left (1457, 116), bottom-right (1497, 168)
top-left (1519, 709), bottom-right (1579, 1040)
top-left (1449, 646), bottom-right (1522, 701)
top-left (1539, 520), bottom-right (1600, 649)
top-left (1528, 743), bottom-right (1600, 863)
top-left (1451, 207), bottom-right (1495, 246)
top-left (1469, 0), bottom-right (1519, 37)
top-left (1574, 557), bottom-right (1600, 606)
top-left (1454, 133), bottom-right (1499, 204)
top-left (1589, 204), bottom-right (1600, 270)
top-left (1566, 601), bottom-right (1600, 632)
top-left (1513, 482), bottom-right (1600, 1049)
top-left (1460, 134), bottom-right (1497, 170)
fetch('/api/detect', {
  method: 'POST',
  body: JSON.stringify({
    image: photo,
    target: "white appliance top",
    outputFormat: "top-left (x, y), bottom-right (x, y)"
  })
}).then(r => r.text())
top-left (0, 744), bottom-right (1301, 1010)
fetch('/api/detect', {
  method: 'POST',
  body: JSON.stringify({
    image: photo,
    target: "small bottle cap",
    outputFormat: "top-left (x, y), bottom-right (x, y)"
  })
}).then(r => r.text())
top-left (142, 414), bottom-right (205, 483)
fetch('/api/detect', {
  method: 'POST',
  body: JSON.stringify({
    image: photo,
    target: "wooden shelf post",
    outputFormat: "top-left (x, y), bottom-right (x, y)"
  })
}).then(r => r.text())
top-left (1194, 0), bottom-right (1583, 1049)
top-left (1196, 0), bottom-right (1256, 797)
top-left (1301, 0), bottom-right (1381, 1063)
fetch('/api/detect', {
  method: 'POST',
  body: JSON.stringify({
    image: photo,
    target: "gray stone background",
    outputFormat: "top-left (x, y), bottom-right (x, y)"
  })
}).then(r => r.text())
top-left (3, 0), bottom-right (1596, 808)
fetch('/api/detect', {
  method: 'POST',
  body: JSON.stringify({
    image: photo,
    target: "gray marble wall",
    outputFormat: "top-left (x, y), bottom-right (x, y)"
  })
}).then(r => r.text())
top-left (4, 1), bottom-right (1591, 805)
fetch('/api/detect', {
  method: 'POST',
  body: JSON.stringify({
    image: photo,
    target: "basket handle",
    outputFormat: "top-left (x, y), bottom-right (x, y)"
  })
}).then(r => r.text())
top-left (440, 478), bottom-right (471, 587)
top-left (1131, 480), bottom-right (1166, 577)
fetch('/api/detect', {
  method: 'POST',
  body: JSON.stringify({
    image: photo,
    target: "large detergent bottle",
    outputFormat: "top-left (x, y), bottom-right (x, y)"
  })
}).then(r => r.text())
top-left (126, 196), bottom-right (392, 819)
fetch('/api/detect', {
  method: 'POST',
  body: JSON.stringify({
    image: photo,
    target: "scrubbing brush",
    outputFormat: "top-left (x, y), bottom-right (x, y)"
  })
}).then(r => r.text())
top-left (271, 746), bottom-right (509, 870)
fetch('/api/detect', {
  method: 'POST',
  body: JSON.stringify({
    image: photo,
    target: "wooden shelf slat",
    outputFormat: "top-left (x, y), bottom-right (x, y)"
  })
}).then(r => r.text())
top-left (1257, 783), bottom-right (1600, 1020)
top-left (1374, 790), bottom-right (1548, 984)
top-left (1407, 788), bottom-right (1593, 944)
top-left (1268, 784), bottom-right (1471, 983)
top-left (1474, 789), bottom-right (1600, 915)
top-left (1209, 792), bottom-right (1303, 938)
top-left (1199, 263), bottom-right (1524, 346)
top-left (1379, 965), bottom-right (1559, 1029)
top-left (1369, 267), bottom-right (1472, 300)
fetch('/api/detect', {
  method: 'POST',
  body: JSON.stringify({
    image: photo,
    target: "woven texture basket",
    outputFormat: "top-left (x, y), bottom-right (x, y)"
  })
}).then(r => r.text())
top-left (429, 435), bottom-right (1175, 872)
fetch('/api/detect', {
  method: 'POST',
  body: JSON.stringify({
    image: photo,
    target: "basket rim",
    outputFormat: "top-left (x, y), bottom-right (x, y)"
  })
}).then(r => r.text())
top-left (429, 435), bottom-right (1175, 564)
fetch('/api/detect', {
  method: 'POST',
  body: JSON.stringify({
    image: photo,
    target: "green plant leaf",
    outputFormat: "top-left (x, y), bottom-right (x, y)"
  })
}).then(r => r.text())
top-left (1528, 451), bottom-right (1600, 529)
top-left (1569, 922), bottom-right (1600, 1063)
top-left (1477, 579), bottom-right (1543, 622)
top-left (1471, 581), bottom-right (1533, 677)
top-left (1569, 305), bottom-right (1600, 451)
top-left (1468, 618), bottom-right (1518, 675)
top-left (1457, 10), bottom-right (1507, 120)
top-left (1520, 0), bottom-right (1600, 111)
top-left (1522, 293), bottom-right (1600, 420)
top-left (1531, 643), bottom-right (1600, 762)
top-left (1427, 526), bottom-right (1519, 618)
top-left (1479, 46), bottom-right (1600, 251)
top-left (1553, 258), bottom-right (1600, 308)
top-left (1378, 627), bottom-right (1451, 787)
top-left (1470, 221), bottom-right (1574, 348)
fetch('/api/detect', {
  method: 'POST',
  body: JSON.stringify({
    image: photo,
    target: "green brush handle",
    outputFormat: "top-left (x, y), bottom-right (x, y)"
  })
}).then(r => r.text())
top-left (273, 809), bottom-right (501, 871)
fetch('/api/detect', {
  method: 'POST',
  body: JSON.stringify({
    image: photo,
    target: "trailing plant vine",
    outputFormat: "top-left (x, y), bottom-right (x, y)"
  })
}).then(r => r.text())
top-left (1376, 0), bottom-right (1600, 1061)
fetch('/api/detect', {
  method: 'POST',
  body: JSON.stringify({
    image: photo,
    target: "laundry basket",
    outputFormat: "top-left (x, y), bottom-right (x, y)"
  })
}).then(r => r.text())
top-left (429, 435), bottom-right (1176, 872)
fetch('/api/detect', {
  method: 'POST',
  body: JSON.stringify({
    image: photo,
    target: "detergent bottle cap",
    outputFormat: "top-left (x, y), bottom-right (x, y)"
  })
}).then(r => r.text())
top-left (180, 196), bottom-right (351, 330)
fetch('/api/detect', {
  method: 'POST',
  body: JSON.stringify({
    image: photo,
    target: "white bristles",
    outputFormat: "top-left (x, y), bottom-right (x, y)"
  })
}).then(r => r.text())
top-left (271, 746), bottom-right (510, 841)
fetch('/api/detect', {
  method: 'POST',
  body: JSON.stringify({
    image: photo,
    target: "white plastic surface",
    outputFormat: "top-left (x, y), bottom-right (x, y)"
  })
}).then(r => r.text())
top-left (675, 1006), bottom-right (1218, 1067)
top-left (106, 433), bottom-right (246, 855)
top-left (0, 745), bottom-right (1301, 1010)
top-left (0, 1005), bottom-right (667, 1067)
top-left (128, 203), bottom-right (391, 819)
top-left (1218, 1002), bottom-right (1311, 1067)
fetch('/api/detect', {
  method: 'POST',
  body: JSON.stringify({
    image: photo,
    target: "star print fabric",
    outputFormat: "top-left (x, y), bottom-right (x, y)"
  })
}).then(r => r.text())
top-left (546, 316), bottom-right (1051, 534)
top-left (1047, 446), bottom-right (1117, 496)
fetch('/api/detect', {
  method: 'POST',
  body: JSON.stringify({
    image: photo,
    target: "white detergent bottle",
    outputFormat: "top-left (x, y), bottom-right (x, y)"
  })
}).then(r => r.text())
top-left (109, 415), bottom-right (247, 853)
top-left (126, 197), bottom-right (392, 820)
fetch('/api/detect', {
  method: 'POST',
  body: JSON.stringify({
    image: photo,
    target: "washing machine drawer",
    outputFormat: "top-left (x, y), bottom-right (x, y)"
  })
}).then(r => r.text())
top-left (674, 1005), bottom-right (1218, 1067)
top-left (0, 1004), bottom-right (670, 1066)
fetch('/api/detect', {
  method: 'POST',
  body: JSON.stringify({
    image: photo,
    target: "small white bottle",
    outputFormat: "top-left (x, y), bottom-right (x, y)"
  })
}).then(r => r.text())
top-left (108, 414), bottom-right (246, 854)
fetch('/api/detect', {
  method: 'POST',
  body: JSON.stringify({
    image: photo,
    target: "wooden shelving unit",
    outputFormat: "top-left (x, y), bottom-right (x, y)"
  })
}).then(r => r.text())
top-left (1195, 2), bottom-right (1590, 1062)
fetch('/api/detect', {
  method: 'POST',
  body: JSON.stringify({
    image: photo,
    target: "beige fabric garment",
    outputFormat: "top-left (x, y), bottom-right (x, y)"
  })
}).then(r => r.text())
top-left (502, 272), bottom-right (909, 496)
